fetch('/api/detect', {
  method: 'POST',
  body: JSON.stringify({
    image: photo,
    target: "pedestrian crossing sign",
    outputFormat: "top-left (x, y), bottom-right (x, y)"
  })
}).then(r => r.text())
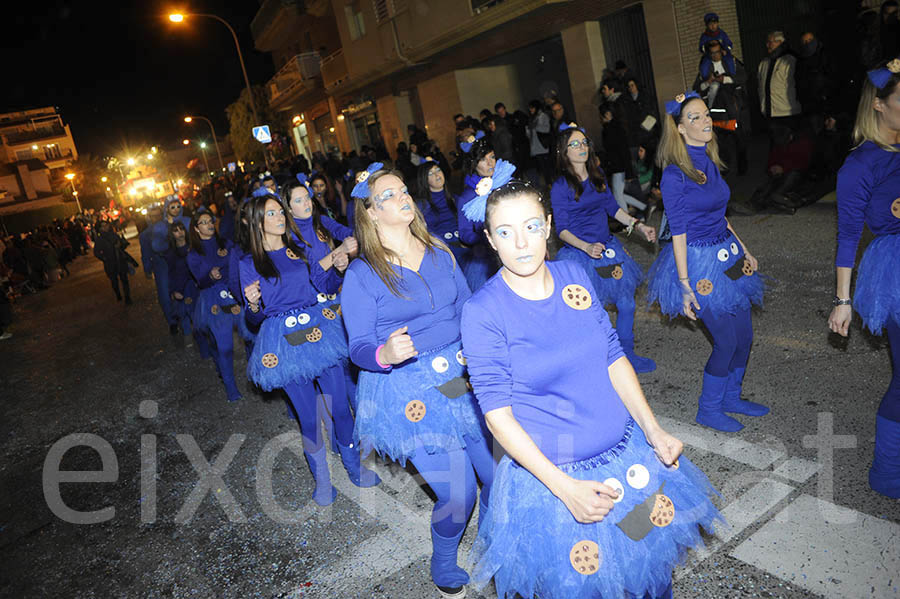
top-left (252, 125), bottom-right (272, 144)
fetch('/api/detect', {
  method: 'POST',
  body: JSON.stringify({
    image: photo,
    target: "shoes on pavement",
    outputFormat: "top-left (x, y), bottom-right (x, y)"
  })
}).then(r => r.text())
top-left (0, 332), bottom-right (12, 341)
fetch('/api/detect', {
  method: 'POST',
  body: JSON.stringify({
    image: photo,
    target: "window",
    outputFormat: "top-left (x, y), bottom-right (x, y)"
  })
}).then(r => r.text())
top-left (345, 2), bottom-right (366, 40)
top-left (15, 149), bottom-right (33, 160)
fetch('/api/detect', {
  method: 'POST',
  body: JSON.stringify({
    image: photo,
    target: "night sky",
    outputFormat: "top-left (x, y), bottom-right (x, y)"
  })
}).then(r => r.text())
top-left (5, 1), bottom-right (274, 159)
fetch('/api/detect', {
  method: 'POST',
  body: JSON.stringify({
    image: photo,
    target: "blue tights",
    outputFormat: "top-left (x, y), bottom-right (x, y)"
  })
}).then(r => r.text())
top-left (879, 319), bottom-right (900, 423)
top-left (283, 364), bottom-right (355, 450)
top-left (698, 305), bottom-right (753, 377)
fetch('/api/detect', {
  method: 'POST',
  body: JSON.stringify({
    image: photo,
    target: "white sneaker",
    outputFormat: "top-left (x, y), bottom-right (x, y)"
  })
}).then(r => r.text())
top-left (0, 332), bottom-right (12, 340)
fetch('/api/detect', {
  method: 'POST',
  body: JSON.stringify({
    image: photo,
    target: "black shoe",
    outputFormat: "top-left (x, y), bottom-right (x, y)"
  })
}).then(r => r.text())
top-left (125, 297), bottom-right (133, 305)
top-left (435, 584), bottom-right (466, 598)
top-left (116, 295), bottom-right (122, 302)
top-left (170, 323), bottom-right (179, 335)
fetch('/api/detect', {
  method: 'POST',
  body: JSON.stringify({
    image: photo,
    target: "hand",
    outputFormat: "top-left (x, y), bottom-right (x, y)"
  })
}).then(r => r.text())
top-left (172, 291), bottom-right (184, 300)
top-left (828, 304), bottom-right (852, 337)
top-left (645, 427), bottom-right (684, 466)
top-left (244, 279), bottom-right (261, 306)
top-left (743, 251), bottom-right (758, 272)
top-left (680, 280), bottom-right (700, 321)
top-left (379, 326), bottom-right (417, 365)
top-left (341, 236), bottom-right (358, 255)
top-left (583, 242), bottom-right (606, 259)
top-left (209, 266), bottom-right (222, 281)
top-left (554, 476), bottom-right (620, 524)
top-left (637, 223), bottom-right (657, 243)
top-left (332, 250), bottom-right (349, 272)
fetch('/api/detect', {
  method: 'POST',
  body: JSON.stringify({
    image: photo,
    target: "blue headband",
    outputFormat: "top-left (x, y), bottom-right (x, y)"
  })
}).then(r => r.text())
top-left (558, 122), bottom-right (582, 133)
top-left (461, 159), bottom-right (517, 223)
top-left (350, 162), bottom-right (384, 199)
top-left (868, 59), bottom-right (900, 89)
top-left (665, 91), bottom-right (701, 116)
top-left (459, 130), bottom-right (485, 153)
top-left (295, 173), bottom-right (312, 196)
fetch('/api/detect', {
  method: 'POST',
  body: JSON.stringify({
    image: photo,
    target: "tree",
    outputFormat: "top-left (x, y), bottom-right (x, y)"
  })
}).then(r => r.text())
top-left (225, 85), bottom-right (286, 164)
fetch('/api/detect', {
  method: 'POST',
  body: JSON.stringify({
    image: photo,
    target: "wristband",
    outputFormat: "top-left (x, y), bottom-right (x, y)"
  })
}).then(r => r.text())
top-left (375, 344), bottom-right (391, 369)
top-left (832, 296), bottom-right (851, 307)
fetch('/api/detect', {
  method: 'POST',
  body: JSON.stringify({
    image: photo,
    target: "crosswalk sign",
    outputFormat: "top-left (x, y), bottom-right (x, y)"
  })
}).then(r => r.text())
top-left (252, 125), bottom-right (272, 144)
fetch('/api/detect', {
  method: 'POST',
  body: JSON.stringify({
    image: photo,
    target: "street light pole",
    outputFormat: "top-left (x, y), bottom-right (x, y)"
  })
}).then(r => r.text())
top-left (65, 173), bottom-right (83, 214)
top-left (185, 116), bottom-right (224, 171)
top-left (199, 144), bottom-right (210, 179)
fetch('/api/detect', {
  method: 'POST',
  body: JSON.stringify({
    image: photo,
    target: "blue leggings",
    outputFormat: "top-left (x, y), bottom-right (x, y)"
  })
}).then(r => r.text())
top-left (208, 316), bottom-right (239, 396)
top-left (698, 305), bottom-right (753, 377)
top-left (614, 296), bottom-right (636, 342)
top-left (879, 319), bottom-right (900, 423)
top-left (409, 437), bottom-right (495, 537)
top-left (150, 256), bottom-right (174, 325)
top-left (284, 364), bottom-right (355, 449)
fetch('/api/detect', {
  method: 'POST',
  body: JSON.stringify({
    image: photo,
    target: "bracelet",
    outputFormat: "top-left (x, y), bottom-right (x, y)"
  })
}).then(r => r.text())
top-left (375, 344), bottom-right (391, 369)
top-left (678, 276), bottom-right (690, 281)
top-left (832, 296), bottom-right (851, 307)
top-left (625, 220), bottom-right (637, 236)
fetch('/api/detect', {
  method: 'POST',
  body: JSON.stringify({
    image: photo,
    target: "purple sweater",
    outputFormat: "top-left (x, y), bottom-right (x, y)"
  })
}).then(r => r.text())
top-left (550, 175), bottom-right (620, 245)
top-left (461, 260), bottom-right (629, 464)
top-left (661, 144), bottom-right (729, 243)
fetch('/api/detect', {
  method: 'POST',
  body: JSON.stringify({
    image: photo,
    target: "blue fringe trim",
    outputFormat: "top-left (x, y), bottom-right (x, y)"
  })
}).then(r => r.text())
top-left (855, 233), bottom-right (900, 334)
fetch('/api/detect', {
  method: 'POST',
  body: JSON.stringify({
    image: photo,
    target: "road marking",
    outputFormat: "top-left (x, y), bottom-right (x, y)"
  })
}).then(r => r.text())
top-left (772, 456), bottom-right (821, 483)
top-left (658, 416), bottom-right (784, 470)
top-left (730, 494), bottom-right (900, 598)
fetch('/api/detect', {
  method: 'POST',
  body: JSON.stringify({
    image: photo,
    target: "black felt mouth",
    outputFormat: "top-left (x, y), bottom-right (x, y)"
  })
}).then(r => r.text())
top-left (595, 263), bottom-right (623, 278)
top-left (329, 303), bottom-right (341, 313)
top-left (284, 326), bottom-right (319, 346)
top-left (725, 259), bottom-right (747, 280)
top-left (435, 377), bottom-right (469, 399)
top-left (616, 483), bottom-right (665, 542)
top-left (218, 303), bottom-right (238, 311)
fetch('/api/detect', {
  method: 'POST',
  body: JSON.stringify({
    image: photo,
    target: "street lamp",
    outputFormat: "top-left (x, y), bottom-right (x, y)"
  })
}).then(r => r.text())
top-left (183, 139), bottom-right (190, 145)
top-left (127, 157), bottom-right (135, 166)
top-left (184, 115), bottom-right (224, 171)
top-left (65, 173), bottom-right (83, 213)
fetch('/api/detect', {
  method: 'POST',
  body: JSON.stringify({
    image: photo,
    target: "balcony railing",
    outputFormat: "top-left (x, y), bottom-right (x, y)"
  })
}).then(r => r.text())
top-left (2, 124), bottom-right (68, 145)
top-left (268, 52), bottom-right (321, 106)
top-left (321, 49), bottom-right (349, 91)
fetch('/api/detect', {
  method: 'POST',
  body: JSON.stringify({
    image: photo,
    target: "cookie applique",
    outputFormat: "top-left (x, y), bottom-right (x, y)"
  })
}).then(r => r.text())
top-left (285, 248), bottom-right (301, 260)
top-left (611, 265), bottom-right (623, 280)
top-left (261, 353), bottom-right (279, 368)
top-left (562, 284), bottom-right (592, 310)
top-left (321, 308), bottom-right (336, 320)
top-left (695, 279), bottom-right (713, 296)
top-left (569, 540), bottom-right (601, 575)
top-left (650, 494), bottom-right (675, 528)
top-left (741, 259), bottom-right (754, 276)
top-left (217, 247), bottom-right (228, 257)
top-left (617, 483), bottom-right (668, 542)
top-left (892, 198), bottom-right (900, 219)
top-left (229, 305), bottom-right (241, 316)
top-left (305, 327), bottom-right (322, 343)
top-left (210, 304), bottom-right (220, 315)
top-left (184, 297), bottom-right (193, 305)
top-left (405, 400), bottom-right (426, 422)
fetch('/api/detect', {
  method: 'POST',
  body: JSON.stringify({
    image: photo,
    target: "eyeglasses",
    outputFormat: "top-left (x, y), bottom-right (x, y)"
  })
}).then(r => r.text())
top-left (427, 168), bottom-right (443, 178)
top-left (197, 218), bottom-right (216, 226)
top-left (567, 139), bottom-right (591, 149)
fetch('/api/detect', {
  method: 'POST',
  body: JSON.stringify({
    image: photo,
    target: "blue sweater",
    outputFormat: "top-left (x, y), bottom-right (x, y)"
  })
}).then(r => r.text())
top-left (238, 247), bottom-right (331, 317)
top-left (292, 216), bottom-right (350, 294)
top-left (341, 247), bottom-right (471, 372)
top-left (165, 244), bottom-right (193, 296)
top-left (661, 144), bottom-right (729, 242)
top-left (461, 260), bottom-right (629, 464)
top-left (550, 175), bottom-right (620, 245)
top-left (835, 141), bottom-right (900, 268)
top-left (187, 238), bottom-right (233, 289)
top-left (421, 190), bottom-right (457, 237)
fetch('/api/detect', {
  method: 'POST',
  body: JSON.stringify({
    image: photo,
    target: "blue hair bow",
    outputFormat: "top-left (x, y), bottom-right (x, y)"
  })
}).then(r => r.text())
top-left (462, 159), bottom-right (517, 223)
top-left (665, 91), bottom-right (701, 116)
top-left (251, 186), bottom-right (270, 198)
top-left (558, 122), bottom-right (581, 133)
top-left (868, 59), bottom-right (900, 89)
top-left (459, 130), bottom-right (485, 154)
top-left (295, 172), bottom-right (312, 195)
top-left (350, 162), bottom-right (384, 199)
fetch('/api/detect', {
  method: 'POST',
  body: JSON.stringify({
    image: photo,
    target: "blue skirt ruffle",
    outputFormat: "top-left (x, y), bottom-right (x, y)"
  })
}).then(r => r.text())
top-left (195, 285), bottom-right (241, 336)
top-left (461, 245), bottom-right (499, 292)
top-left (646, 231), bottom-right (765, 318)
top-left (557, 237), bottom-right (644, 307)
top-left (354, 341), bottom-right (487, 465)
top-left (855, 233), bottom-right (900, 334)
top-left (247, 304), bottom-right (348, 391)
top-left (471, 420), bottom-right (724, 599)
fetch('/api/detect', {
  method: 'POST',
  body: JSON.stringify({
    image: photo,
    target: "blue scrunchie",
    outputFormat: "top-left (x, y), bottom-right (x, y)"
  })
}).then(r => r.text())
top-left (665, 90), bottom-right (701, 116)
top-left (350, 162), bottom-right (384, 199)
top-left (461, 159), bottom-right (517, 223)
top-left (459, 130), bottom-right (485, 154)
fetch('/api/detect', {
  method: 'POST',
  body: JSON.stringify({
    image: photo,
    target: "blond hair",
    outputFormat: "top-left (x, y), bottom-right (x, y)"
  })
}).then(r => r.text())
top-left (655, 98), bottom-right (725, 183)
top-left (353, 169), bottom-right (455, 297)
top-left (851, 77), bottom-right (900, 153)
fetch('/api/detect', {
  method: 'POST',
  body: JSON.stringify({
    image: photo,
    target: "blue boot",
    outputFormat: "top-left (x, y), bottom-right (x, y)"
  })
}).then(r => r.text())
top-left (722, 367), bottom-right (769, 416)
top-left (869, 415), bottom-right (900, 498)
top-left (337, 441), bottom-right (381, 488)
top-left (303, 445), bottom-right (338, 506)
top-left (619, 334), bottom-right (657, 374)
top-left (430, 525), bottom-right (469, 598)
top-left (695, 372), bottom-right (743, 432)
top-left (218, 351), bottom-right (243, 402)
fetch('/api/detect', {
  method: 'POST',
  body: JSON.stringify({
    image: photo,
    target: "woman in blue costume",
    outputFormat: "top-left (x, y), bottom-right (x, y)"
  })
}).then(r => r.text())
top-left (460, 179), bottom-right (722, 599)
top-left (341, 164), bottom-right (495, 599)
top-left (414, 158), bottom-right (466, 262)
top-left (551, 122), bottom-right (658, 373)
top-left (828, 59), bottom-right (900, 498)
top-left (457, 130), bottom-right (503, 290)
top-left (228, 192), bottom-right (260, 356)
top-left (164, 221), bottom-right (211, 359)
top-left (239, 194), bottom-right (379, 506)
top-left (646, 92), bottom-right (768, 432)
top-left (187, 210), bottom-right (245, 402)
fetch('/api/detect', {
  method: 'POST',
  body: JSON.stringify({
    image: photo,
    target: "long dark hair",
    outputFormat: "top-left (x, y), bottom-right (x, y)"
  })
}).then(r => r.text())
top-left (189, 210), bottom-right (225, 255)
top-left (309, 172), bottom-right (340, 217)
top-left (234, 200), bottom-right (252, 253)
top-left (414, 161), bottom-right (456, 215)
top-left (245, 194), bottom-right (307, 282)
top-left (167, 221), bottom-right (188, 254)
top-left (463, 138), bottom-right (495, 177)
top-left (555, 127), bottom-right (607, 200)
top-left (283, 180), bottom-right (333, 249)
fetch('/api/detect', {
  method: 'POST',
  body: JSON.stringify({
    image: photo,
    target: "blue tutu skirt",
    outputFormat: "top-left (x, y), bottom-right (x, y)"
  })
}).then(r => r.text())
top-left (237, 310), bottom-right (257, 341)
top-left (855, 233), bottom-right (900, 334)
top-left (471, 419), bottom-right (724, 599)
top-left (646, 231), bottom-right (765, 318)
top-left (195, 285), bottom-right (241, 336)
top-left (557, 237), bottom-right (644, 307)
top-left (461, 245), bottom-right (499, 292)
top-left (247, 304), bottom-right (348, 391)
top-left (354, 341), bottom-right (487, 465)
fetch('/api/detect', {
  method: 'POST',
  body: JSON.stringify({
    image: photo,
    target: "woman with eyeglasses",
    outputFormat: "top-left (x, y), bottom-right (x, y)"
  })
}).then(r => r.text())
top-left (240, 194), bottom-right (379, 506)
top-left (551, 123), bottom-right (658, 373)
top-left (457, 132), bottom-right (503, 291)
top-left (187, 210), bottom-right (245, 402)
top-left (342, 163), bottom-right (494, 599)
top-left (414, 159), bottom-right (466, 262)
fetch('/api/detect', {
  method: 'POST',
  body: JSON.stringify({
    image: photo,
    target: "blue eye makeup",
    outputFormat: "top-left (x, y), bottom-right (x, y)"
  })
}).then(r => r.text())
top-left (525, 217), bottom-right (545, 234)
top-left (495, 227), bottom-right (511, 239)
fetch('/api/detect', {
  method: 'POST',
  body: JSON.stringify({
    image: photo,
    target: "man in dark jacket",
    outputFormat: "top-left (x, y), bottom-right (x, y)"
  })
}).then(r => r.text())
top-left (487, 115), bottom-right (515, 162)
top-left (796, 32), bottom-right (832, 135)
top-left (94, 220), bottom-right (133, 304)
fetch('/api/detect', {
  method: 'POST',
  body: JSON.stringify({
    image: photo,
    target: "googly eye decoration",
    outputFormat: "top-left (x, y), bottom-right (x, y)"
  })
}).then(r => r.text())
top-left (317, 293), bottom-right (327, 303)
top-left (297, 313), bottom-right (311, 325)
top-left (432, 356), bottom-right (449, 373)
top-left (444, 232), bottom-right (453, 240)
top-left (327, 293), bottom-right (337, 301)
top-left (284, 316), bottom-right (298, 328)
top-left (717, 248), bottom-right (730, 262)
top-left (454, 231), bottom-right (459, 238)
top-left (219, 289), bottom-right (229, 299)
top-left (456, 350), bottom-right (466, 365)
top-left (603, 477), bottom-right (625, 503)
top-left (730, 242), bottom-right (739, 255)
top-left (604, 248), bottom-right (617, 259)
top-left (626, 464), bottom-right (650, 489)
